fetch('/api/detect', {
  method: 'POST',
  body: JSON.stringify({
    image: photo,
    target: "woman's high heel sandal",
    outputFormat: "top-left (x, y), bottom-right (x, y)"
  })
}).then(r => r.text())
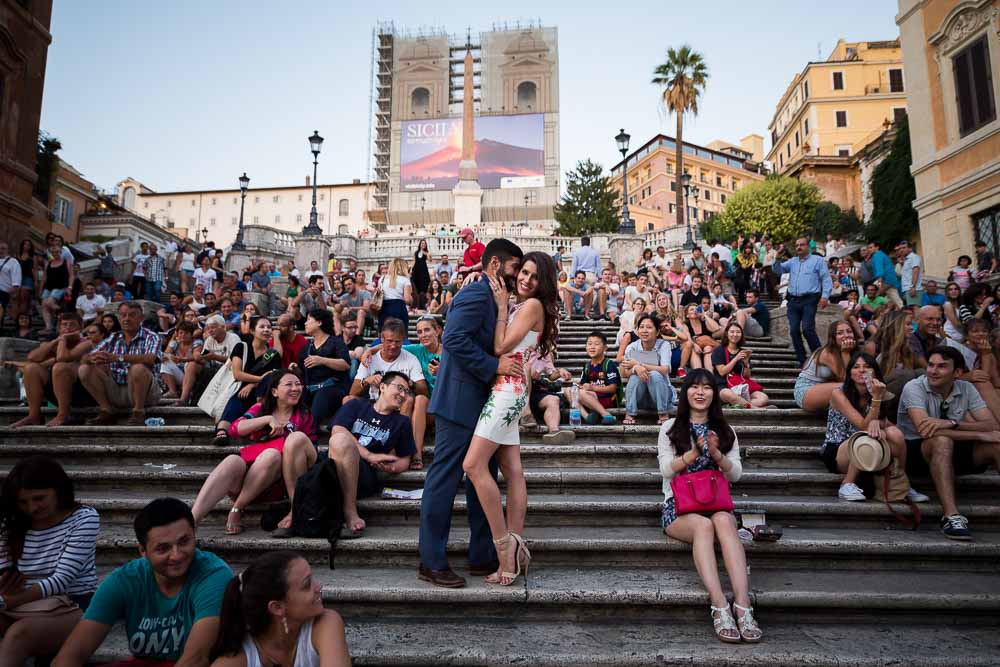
top-left (732, 603), bottom-right (762, 643)
top-left (485, 533), bottom-right (522, 586)
top-left (711, 605), bottom-right (741, 643)
top-left (510, 532), bottom-right (532, 577)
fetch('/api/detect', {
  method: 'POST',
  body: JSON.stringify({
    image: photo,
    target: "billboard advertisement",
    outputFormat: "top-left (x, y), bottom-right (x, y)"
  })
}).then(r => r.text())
top-left (400, 113), bottom-right (544, 191)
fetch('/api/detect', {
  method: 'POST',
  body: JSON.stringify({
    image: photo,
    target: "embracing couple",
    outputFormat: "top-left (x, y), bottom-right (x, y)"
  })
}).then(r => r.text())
top-left (418, 239), bottom-right (560, 588)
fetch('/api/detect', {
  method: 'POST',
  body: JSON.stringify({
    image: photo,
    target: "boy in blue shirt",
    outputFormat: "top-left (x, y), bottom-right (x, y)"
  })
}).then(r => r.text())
top-left (575, 331), bottom-right (621, 425)
top-left (54, 498), bottom-right (231, 667)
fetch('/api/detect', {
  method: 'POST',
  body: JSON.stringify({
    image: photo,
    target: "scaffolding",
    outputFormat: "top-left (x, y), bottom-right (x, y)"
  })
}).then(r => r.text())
top-left (368, 22), bottom-right (395, 219)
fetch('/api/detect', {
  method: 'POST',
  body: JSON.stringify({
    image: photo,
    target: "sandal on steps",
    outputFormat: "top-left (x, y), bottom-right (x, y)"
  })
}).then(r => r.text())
top-left (711, 605), bottom-right (741, 643)
top-left (732, 603), bottom-right (762, 643)
top-left (485, 533), bottom-right (522, 586)
top-left (225, 507), bottom-right (244, 535)
top-left (622, 415), bottom-right (637, 425)
top-left (211, 430), bottom-right (229, 447)
top-left (510, 532), bottom-right (532, 576)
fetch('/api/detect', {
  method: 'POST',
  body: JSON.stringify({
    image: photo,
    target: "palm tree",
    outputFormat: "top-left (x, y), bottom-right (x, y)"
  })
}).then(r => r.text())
top-left (652, 46), bottom-right (709, 232)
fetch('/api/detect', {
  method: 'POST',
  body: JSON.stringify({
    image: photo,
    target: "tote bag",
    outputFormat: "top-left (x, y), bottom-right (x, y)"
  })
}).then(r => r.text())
top-left (197, 342), bottom-right (248, 421)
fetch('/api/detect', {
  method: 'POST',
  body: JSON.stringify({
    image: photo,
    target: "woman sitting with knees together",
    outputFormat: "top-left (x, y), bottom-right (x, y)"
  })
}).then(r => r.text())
top-left (193, 370), bottom-right (317, 535)
top-left (615, 297), bottom-right (646, 352)
top-left (0, 457), bottom-right (99, 665)
top-left (621, 314), bottom-right (675, 425)
top-left (658, 370), bottom-right (760, 644)
top-left (161, 321), bottom-right (203, 399)
top-left (713, 322), bottom-right (769, 408)
top-left (674, 303), bottom-right (721, 372)
top-left (289, 308), bottom-right (350, 429)
top-left (793, 320), bottom-right (855, 412)
top-left (209, 550), bottom-right (350, 667)
top-left (963, 319), bottom-right (1000, 422)
top-left (211, 316), bottom-right (282, 447)
top-left (822, 352), bottom-right (928, 503)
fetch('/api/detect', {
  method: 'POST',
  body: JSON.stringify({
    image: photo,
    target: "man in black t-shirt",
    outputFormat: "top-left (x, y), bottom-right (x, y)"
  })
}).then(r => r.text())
top-left (680, 275), bottom-right (710, 307)
top-left (338, 315), bottom-right (367, 380)
top-left (328, 370), bottom-right (416, 537)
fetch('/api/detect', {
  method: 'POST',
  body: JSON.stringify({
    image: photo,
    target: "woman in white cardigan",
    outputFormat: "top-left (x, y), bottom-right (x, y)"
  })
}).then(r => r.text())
top-left (657, 368), bottom-right (761, 644)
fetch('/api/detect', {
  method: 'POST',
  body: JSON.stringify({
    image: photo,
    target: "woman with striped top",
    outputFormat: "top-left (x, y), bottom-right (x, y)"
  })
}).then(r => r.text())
top-left (0, 456), bottom-right (99, 665)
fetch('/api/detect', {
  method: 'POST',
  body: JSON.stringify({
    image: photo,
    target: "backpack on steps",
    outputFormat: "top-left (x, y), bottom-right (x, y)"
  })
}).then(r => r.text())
top-left (290, 457), bottom-right (344, 569)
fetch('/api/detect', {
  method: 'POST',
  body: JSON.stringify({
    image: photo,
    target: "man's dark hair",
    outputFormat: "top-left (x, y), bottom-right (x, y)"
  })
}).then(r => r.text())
top-left (482, 239), bottom-right (524, 269)
top-left (308, 274), bottom-right (324, 285)
top-left (575, 270), bottom-right (586, 279)
top-left (58, 312), bottom-right (83, 327)
top-left (381, 370), bottom-right (412, 390)
top-left (975, 240), bottom-right (987, 248)
top-left (381, 317), bottom-right (406, 338)
top-left (580, 237), bottom-right (591, 246)
top-left (118, 301), bottom-right (142, 314)
top-left (928, 345), bottom-right (967, 372)
top-left (745, 289), bottom-right (759, 299)
top-left (134, 497), bottom-right (195, 546)
top-left (587, 330), bottom-right (607, 345)
top-left (307, 307), bottom-right (334, 334)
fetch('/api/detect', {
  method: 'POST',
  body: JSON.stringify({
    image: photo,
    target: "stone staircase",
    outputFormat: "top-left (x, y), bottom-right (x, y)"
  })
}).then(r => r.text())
top-left (1, 316), bottom-right (999, 664)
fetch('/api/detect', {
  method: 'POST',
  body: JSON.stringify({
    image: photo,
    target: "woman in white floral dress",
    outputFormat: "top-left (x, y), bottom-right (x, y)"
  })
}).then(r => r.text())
top-left (463, 251), bottom-right (561, 586)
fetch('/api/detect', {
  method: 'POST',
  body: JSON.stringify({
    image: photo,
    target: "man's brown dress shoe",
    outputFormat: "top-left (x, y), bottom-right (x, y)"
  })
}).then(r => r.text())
top-left (417, 565), bottom-right (466, 588)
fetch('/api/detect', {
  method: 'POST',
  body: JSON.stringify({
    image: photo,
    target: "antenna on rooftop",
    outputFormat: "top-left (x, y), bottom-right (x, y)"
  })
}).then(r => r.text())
top-left (817, 42), bottom-right (822, 60)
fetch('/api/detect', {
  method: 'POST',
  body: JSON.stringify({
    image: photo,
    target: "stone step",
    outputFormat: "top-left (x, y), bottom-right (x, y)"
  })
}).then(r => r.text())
top-left (0, 424), bottom-right (831, 446)
top-left (88, 559), bottom-right (1000, 623)
top-left (0, 442), bottom-right (824, 470)
top-left (89, 522), bottom-right (1000, 572)
top-left (92, 617), bottom-right (1000, 667)
top-left (72, 491), bottom-right (1000, 531)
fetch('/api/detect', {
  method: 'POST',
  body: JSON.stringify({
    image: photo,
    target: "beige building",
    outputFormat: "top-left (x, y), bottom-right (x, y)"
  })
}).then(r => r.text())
top-left (897, 0), bottom-right (1000, 277)
top-left (116, 177), bottom-right (372, 248)
top-left (609, 135), bottom-right (767, 232)
top-left (371, 23), bottom-right (560, 231)
top-left (766, 39), bottom-right (908, 212)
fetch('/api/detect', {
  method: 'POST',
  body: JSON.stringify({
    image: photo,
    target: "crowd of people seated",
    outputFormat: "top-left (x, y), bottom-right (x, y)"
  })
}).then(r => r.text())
top-left (4, 229), bottom-right (1000, 657)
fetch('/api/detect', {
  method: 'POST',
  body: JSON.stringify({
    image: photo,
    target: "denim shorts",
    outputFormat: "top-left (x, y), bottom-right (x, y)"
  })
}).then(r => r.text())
top-left (42, 288), bottom-right (65, 301)
top-left (793, 375), bottom-right (816, 408)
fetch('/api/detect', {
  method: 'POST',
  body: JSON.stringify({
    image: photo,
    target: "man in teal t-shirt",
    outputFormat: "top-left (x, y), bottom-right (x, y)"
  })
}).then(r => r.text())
top-left (54, 498), bottom-right (232, 667)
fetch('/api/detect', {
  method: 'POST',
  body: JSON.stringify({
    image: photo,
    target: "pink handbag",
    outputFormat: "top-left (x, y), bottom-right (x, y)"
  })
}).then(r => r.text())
top-left (670, 469), bottom-right (735, 515)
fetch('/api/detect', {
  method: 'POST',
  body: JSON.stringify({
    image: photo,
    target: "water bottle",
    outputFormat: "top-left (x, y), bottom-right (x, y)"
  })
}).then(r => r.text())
top-left (568, 384), bottom-right (582, 428)
top-left (145, 417), bottom-right (166, 428)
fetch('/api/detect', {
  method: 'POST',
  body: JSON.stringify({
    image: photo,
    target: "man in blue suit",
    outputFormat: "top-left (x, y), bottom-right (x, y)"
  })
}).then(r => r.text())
top-left (418, 239), bottom-right (525, 587)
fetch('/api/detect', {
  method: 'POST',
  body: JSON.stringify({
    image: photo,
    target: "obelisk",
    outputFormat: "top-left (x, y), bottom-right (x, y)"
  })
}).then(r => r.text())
top-left (452, 36), bottom-right (482, 227)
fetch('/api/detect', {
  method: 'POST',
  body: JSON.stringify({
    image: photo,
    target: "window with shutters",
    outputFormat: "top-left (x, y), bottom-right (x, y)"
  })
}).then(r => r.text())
top-left (835, 110), bottom-right (848, 127)
top-left (973, 206), bottom-right (1000, 259)
top-left (339, 199), bottom-right (349, 216)
top-left (804, 118), bottom-right (810, 135)
top-left (889, 68), bottom-right (904, 93)
top-left (893, 107), bottom-right (907, 124)
top-left (953, 36), bottom-right (996, 137)
top-left (832, 71), bottom-right (844, 90)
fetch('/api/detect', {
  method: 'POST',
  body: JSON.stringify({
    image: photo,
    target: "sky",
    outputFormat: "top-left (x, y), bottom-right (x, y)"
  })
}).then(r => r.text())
top-left (41, 0), bottom-right (901, 195)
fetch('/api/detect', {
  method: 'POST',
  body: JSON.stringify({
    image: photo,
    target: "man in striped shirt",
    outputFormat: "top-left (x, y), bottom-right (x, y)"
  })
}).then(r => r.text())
top-left (77, 301), bottom-right (163, 426)
top-left (142, 244), bottom-right (167, 304)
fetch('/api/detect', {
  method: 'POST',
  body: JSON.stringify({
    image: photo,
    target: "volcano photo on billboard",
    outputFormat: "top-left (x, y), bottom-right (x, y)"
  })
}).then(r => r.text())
top-left (400, 113), bottom-right (544, 191)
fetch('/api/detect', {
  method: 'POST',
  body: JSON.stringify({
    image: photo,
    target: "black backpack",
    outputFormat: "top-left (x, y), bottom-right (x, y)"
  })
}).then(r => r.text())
top-left (290, 457), bottom-right (344, 569)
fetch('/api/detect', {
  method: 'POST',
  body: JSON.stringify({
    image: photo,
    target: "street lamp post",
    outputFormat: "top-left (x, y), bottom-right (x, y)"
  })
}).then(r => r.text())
top-left (200, 227), bottom-right (208, 245)
top-left (616, 129), bottom-right (634, 235)
top-left (302, 131), bottom-right (325, 236)
top-left (232, 172), bottom-right (250, 250)
top-left (522, 194), bottom-right (529, 227)
top-left (681, 172), bottom-right (695, 250)
top-left (420, 196), bottom-right (426, 229)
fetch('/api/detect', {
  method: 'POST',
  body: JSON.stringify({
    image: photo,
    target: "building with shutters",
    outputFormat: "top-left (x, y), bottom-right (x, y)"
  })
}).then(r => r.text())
top-left (896, 0), bottom-right (1000, 277)
top-left (766, 39), bottom-right (908, 213)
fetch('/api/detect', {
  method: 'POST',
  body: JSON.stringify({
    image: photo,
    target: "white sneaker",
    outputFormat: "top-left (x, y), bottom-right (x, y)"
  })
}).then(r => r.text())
top-left (838, 482), bottom-right (866, 502)
top-left (906, 487), bottom-right (930, 503)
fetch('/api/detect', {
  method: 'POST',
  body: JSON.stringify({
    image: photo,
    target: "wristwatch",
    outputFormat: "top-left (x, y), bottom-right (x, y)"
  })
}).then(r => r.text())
top-left (117, 355), bottom-right (125, 363)
top-left (950, 419), bottom-right (959, 429)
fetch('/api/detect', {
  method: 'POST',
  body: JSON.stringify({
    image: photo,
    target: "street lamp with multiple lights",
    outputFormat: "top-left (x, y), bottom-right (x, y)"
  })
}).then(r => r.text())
top-left (302, 130), bottom-right (325, 236)
top-left (615, 129), bottom-right (634, 235)
top-left (231, 172), bottom-right (250, 250)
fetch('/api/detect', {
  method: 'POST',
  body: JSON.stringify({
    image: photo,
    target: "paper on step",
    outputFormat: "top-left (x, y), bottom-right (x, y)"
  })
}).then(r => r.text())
top-left (381, 487), bottom-right (423, 500)
top-left (144, 463), bottom-right (178, 470)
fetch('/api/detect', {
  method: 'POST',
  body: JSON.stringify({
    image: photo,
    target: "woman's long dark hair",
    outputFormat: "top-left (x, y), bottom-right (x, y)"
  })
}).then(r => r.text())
top-left (211, 550), bottom-right (302, 660)
top-left (258, 369), bottom-right (306, 416)
top-left (0, 457), bottom-right (78, 562)
top-left (18, 239), bottom-right (33, 259)
top-left (667, 369), bottom-right (735, 456)
top-left (841, 351), bottom-right (885, 418)
top-left (806, 319), bottom-right (852, 380)
top-left (520, 251), bottom-right (560, 359)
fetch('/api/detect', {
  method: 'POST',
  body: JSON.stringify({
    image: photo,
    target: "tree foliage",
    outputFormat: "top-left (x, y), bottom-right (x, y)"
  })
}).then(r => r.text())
top-left (813, 201), bottom-right (863, 239)
top-left (554, 159), bottom-right (620, 236)
top-left (34, 132), bottom-right (62, 204)
top-left (652, 45), bottom-right (709, 231)
top-left (865, 117), bottom-right (919, 248)
top-left (712, 176), bottom-right (822, 242)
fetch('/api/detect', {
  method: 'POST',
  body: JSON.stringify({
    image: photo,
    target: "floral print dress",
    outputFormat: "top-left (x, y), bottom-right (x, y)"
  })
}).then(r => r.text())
top-left (473, 302), bottom-right (539, 446)
top-left (661, 423), bottom-right (721, 529)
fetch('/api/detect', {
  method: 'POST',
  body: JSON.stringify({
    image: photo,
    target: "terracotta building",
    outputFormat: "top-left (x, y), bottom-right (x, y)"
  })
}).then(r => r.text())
top-left (31, 159), bottom-right (100, 243)
top-left (609, 134), bottom-right (767, 232)
top-left (0, 0), bottom-right (53, 245)
top-left (897, 0), bottom-right (1000, 277)
top-left (766, 39), bottom-right (908, 213)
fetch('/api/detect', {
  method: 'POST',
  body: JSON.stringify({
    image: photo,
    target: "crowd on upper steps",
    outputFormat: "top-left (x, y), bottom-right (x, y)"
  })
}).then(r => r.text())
top-left (1, 227), bottom-right (1000, 660)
